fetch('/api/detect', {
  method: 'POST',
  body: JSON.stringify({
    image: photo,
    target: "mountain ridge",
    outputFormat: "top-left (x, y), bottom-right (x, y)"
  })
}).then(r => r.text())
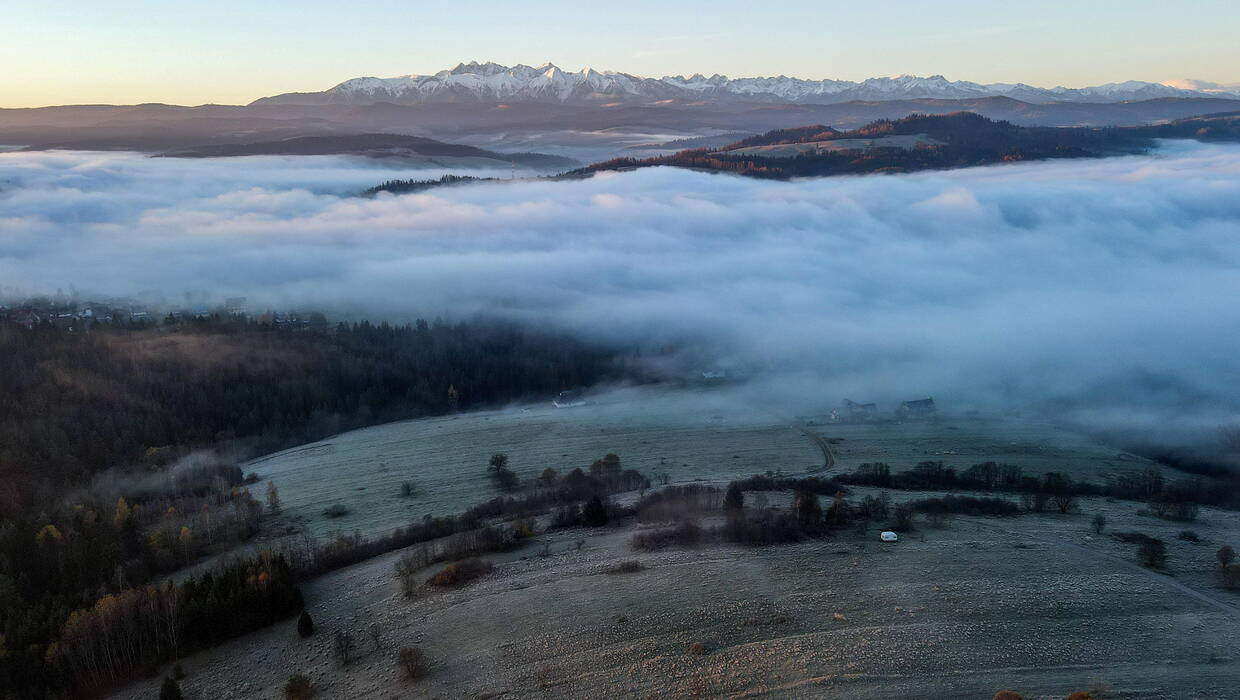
top-left (252, 60), bottom-right (1240, 107)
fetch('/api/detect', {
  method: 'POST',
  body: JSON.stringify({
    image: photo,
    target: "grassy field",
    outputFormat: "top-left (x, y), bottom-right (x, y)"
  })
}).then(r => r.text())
top-left (247, 386), bottom-right (824, 540)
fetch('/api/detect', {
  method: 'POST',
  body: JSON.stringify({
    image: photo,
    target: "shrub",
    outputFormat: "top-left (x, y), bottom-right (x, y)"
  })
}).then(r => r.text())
top-left (1112, 531), bottom-right (1158, 545)
top-left (285, 674), bottom-right (314, 699)
top-left (724, 483), bottom-right (744, 512)
top-left (721, 510), bottom-right (805, 546)
top-left (297, 610), bottom-right (315, 637)
top-left (551, 503), bottom-right (581, 528)
top-left (992, 692), bottom-right (1023, 700)
top-left (1218, 545), bottom-right (1236, 569)
top-left (582, 495), bottom-right (609, 526)
top-left (734, 474), bottom-right (844, 495)
top-left (635, 485), bottom-right (722, 523)
top-left (398, 646), bottom-right (429, 681)
top-left (892, 503), bottom-right (916, 532)
top-left (607, 560), bottom-right (648, 574)
top-left (504, 517), bottom-right (533, 539)
top-left (859, 493), bottom-right (890, 521)
top-left (908, 495), bottom-right (1020, 517)
top-left (1051, 492), bottom-right (1078, 514)
top-left (1137, 538), bottom-right (1167, 569)
top-left (630, 521), bottom-right (703, 551)
top-left (1224, 563), bottom-right (1240, 589)
top-left (427, 558), bottom-right (493, 587)
top-left (1091, 513), bottom-right (1106, 534)
top-left (400, 481), bottom-right (415, 497)
top-left (1178, 530), bottom-right (1201, 543)
top-left (160, 676), bottom-right (183, 700)
top-left (794, 491), bottom-right (822, 529)
top-left (687, 642), bottom-right (707, 656)
top-left (1150, 490), bottom-right (1200, 521)
top-left (171, 663), bottom-right (186, 681)
top-left (322, 504), bottom-right (350, 518)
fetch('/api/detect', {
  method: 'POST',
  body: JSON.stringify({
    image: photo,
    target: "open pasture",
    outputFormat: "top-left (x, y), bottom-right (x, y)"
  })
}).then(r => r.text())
top-left (247, 387), bottom-right (823, 539)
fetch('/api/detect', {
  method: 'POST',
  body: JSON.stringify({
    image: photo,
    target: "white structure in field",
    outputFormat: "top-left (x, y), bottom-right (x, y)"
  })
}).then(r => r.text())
top-left (880, 531), bottom-right (898, 542)
top-left (553, 389), bottom-right (586, 408)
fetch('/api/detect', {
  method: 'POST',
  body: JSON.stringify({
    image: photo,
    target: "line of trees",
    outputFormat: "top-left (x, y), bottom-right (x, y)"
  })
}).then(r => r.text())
top-left (839, 461), bottom-right (1225, 516)
top-left (30, 553), bottom-right (301, 695)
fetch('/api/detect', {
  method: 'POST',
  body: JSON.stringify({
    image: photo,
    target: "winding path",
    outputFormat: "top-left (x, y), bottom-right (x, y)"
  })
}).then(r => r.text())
top-left (797, 424), bottom-right (835, 474)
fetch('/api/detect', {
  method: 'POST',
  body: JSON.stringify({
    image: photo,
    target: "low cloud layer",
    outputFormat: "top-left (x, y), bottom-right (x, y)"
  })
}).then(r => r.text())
top-left (3, 145), bottom-right (1240, 438)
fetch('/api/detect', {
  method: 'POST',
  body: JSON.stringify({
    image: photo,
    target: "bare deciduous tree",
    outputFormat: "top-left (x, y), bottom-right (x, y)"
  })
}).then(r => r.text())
top-left (333, 630), bottom-right (356, 665)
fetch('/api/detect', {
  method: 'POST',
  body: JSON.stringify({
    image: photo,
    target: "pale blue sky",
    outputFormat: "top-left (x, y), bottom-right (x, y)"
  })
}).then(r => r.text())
top-left (3, 0), bottom-right (1238, 107)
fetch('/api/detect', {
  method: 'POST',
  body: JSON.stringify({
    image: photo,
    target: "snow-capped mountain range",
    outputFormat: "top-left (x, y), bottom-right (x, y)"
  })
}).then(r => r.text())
top-left (254, 61), bottom-right (1240, 106)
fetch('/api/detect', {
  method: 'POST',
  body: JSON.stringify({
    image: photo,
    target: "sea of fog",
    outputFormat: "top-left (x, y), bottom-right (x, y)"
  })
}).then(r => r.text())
top-left (3, 143), bottom-right (1240, 437)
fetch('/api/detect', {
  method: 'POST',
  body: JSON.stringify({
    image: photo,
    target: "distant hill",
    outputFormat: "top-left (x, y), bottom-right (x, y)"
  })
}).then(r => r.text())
top-left (5, 98), bottom-right (1240, 162)
top-left (158, 133), bottom-right (579, 169)
top-left (575, 111), bottom-right (1240, 180)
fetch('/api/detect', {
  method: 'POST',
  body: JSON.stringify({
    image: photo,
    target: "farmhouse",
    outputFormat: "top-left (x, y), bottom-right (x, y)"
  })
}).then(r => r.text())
top-left (897, 398), bottom-right (937, 419)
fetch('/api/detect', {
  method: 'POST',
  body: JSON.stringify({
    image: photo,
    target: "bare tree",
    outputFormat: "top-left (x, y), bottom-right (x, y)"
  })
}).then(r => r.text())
top-left (333, 630), bottom-right (356, 665)
top-left (395, 548), bottom-right (428, 598)
top-left (266, 481), bottom-right (282, 515)
top-left (398, 646), bottom-right (428, 681)
top-left (1051, 492), bottom-right (1077, 514)
top-left (892, 503), bottom-right (916, 532)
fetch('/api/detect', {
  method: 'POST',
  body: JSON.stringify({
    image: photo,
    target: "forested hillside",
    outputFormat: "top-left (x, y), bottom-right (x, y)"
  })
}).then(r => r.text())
top-left (0, 317), bottom-right (622, 515)
top-left (0, 315), bottom-right (628, 696)
top-left (575, 111), bottom-right (1240, 180)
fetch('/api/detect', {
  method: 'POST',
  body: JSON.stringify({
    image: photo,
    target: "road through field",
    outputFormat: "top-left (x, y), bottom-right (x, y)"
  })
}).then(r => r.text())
top-left (797, 425), bottom-right (835, 473)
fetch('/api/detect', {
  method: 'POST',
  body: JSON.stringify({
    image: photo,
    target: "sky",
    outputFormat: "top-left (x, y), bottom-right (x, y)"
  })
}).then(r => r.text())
top-left (4, 143), bottom-right (1240, 439)
top-left (3, 0), bottom-right (1239, 107)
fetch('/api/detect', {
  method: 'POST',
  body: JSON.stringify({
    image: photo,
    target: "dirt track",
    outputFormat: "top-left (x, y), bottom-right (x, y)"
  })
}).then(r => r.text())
top-left (797, 426), bottom-right (835, 473)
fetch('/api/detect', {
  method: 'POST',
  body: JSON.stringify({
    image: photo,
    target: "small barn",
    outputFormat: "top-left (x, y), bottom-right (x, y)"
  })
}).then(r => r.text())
top-left (897, 398), bottom-right (936, 419)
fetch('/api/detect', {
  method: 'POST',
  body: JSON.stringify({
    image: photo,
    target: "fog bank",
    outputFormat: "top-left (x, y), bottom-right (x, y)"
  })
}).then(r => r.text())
top-left (3, 144), bottom-right (1240, 438)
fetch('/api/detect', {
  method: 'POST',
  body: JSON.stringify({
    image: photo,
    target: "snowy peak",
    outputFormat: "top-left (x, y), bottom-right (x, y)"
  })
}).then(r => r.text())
top-left (257, 62), bottom-right (1240, 107)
